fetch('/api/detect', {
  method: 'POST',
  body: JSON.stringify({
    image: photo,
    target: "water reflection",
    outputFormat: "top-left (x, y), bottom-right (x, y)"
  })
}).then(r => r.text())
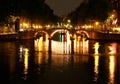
top-left (52, 31), bottom-right (71, 54)
top-left (107, 43), bottom-right (116, 84)
top-left (74, 37), bottom-right (89, 54)
top-left (23, 48), bottom-right (29, 80)
top-left (93, 42), bottom-right (100, 54)
top-left (34, 37), bottom-right (48, 52)
top-left (109, 55), bottom-right (116, 84)
top-left (94, 54), bottom-right (99, 82)
top-left (1, 40), bottom-right (120, 84)
top-left (92, 42), bottom-right (117, 84)
top-left (108, 43), bottom-right (117, 54)
top-left (52, 41), bottom-right (71, 54)
top-left (34, 51), bottom-right (49, 76)
top-left (34, 33), bottom-right (89, 54)
top-left (93, 42), bottom-right (100, 82)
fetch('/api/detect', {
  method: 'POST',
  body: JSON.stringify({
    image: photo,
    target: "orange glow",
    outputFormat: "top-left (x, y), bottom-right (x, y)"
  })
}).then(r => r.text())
top-left (52, 31), bottom-right (71, 54)
top-left (24, 48), bottom-right (29, 80)
top-left (108, 43), bottom-right (117, 54)
top-left (38, 37), bottom-right (43, 51)
top-left (67, 19), bottom-right (71, 23)
top-left (20, 17), bottom-right (31, 29)
top-left (109, 56), bottom-right (115, 84)
top-left (94, 54), bottom-right (99, 81)
top-left (93, 42), bottom-right (100, 54)
top-left (37, 52), bottom-right (43, 64)
top-left (34, 35), bottom-right (48, 52)
top-left (74, 35), bottom-right (89, 54)
top-left (52, 40), bottom-right (65, 54)
top-left (95, 22), bottom-right (99, 25)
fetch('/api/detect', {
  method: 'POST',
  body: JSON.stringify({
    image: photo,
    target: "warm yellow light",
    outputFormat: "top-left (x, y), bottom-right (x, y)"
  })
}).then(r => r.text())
top-left (108, 43), bottom-right (117, 54)
top-left (111, 14), bottom-right (114, 18)
top-left (39, 25), bottom-right (43, 28)
top-left (24, 48), bottom-right (29, 80)
top-left (94, 54), bottom-right (99, 81)
top-left (93, 42), bottom-right (100, 54)
top-left (38, 37), bottom-right (43, 51)
top-left (109, 56), bottom-right (115, 84)
top-left (46, 25), bottom-right (51, 28)
top-left (113, 27), bottom-right (120, 31)
top-left (88, 25), bottom-right (92, 28)
top-left (67, 19), bottom-right (71, 23)
top-left (21, 22), bottom-right (29, 28)
top-left (95, 22), bottom-right (99, 25)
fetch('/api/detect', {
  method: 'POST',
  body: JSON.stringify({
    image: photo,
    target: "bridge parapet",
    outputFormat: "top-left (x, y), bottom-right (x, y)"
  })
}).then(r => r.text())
top-left (1, 27), bottom-right (120, 40)
top-left (16, 27), bottom-right (111, 40)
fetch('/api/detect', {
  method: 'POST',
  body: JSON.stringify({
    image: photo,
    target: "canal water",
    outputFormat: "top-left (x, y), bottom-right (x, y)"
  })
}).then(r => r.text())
top-left (0, 38), bottom-right (120, 84)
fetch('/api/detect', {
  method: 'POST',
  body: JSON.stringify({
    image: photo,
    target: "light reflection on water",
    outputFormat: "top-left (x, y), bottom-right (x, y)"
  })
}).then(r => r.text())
top-left (34, 35), bottom-right (89, 54)
top-left (109, 55), bottom-right (116, 84)
top-left (23, 48), bottom-right (29, 80)
top-left (93, 54), bottom-right (99, 82)
top-left (0, 40), bottom-right (120, 84)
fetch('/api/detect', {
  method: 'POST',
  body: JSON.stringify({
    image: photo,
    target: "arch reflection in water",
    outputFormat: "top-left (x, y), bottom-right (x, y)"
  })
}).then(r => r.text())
top-left (74, 35), bottom-right (89, 54)
top-left (52, 41), bottom-right (71, 54)
top-left (34, 31), bottom-right (89, 54)
top-left (52, 31), bottom-right (71, 54)
top-left (34, 36), bottom-right (48, 52)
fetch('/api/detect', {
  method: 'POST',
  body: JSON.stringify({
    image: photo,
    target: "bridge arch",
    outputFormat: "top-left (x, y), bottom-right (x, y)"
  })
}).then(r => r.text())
top-left (34, 30), bottom-right (49, 39)
top-left (75, 30), bottom-right (89, 39)
top-left (50, 29), bottom-right (71, 38)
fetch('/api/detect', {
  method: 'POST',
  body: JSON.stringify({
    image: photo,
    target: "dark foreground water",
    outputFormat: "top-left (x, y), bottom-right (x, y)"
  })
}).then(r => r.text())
top-left (0, 39), bottom-right (120, 84)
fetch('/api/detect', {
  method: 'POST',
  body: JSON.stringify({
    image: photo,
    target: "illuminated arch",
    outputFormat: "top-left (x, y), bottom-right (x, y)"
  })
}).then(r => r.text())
top-left (34, 30), bottom-right (49, 38)
top-left (75, 30), bottom-right (89, 39)
top-left (50, 29), bottom-right (70, 38)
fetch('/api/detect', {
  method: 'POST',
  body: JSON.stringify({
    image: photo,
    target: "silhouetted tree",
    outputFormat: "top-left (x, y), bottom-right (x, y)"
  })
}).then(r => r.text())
top-left (0, 0), bottom-right (59, 26)
top-left (67, 0), bottom-right (113, 25)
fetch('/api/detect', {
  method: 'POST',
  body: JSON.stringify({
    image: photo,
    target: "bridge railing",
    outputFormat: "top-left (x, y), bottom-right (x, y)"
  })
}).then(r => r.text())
top-left (1, 26), bottom-right (120, 35)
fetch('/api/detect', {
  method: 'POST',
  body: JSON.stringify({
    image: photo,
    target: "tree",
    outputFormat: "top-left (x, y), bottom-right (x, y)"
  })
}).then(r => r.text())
top-left (0, 0), bottom-right (59, 26)
top-left (67, 0), bottom-right (113, 25)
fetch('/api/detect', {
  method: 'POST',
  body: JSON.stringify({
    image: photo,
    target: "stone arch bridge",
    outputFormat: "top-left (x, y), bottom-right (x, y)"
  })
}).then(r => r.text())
top-left (18, 27), bottom-right (120, 40)
top-left (17, 27), bottom-right (105, 53)
top-left (1, 27), bottom-right (120, 53)
top-left (18, 27), bottom-right (102, 40)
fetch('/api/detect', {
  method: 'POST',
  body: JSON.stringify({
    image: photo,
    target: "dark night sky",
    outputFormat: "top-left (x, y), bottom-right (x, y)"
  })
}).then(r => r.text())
top-left (45, 0), bottom-right (84, 16)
